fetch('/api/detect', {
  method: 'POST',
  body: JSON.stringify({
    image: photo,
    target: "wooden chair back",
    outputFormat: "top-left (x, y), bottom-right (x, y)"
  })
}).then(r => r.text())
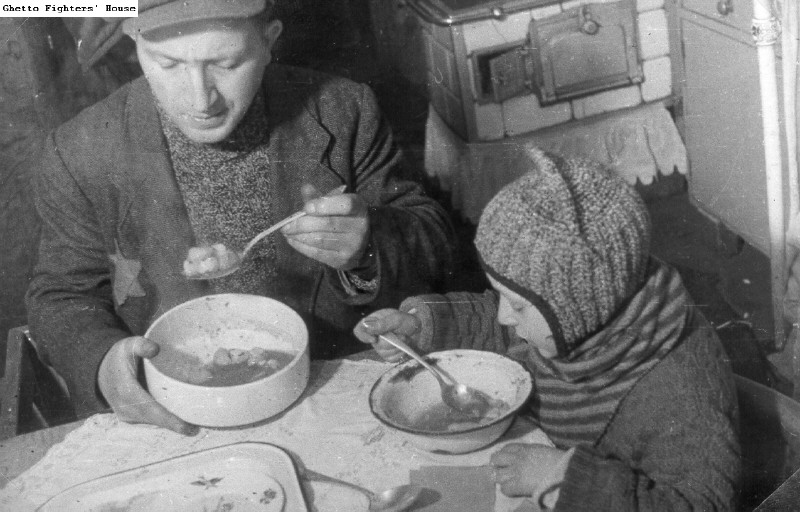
top-left (0, 326), bottom-right (74, 440)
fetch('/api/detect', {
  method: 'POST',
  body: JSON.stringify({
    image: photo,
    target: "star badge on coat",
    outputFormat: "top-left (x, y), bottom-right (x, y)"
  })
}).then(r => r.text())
top-left (109, 240), bottom-right (146, 306)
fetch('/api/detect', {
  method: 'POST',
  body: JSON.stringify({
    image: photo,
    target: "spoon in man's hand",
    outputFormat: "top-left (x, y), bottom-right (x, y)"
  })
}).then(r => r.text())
top-left (183, 185), bottom-right (347, 280)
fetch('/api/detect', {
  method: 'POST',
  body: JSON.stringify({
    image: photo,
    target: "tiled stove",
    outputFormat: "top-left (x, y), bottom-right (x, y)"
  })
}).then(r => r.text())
top-left (371, 0), bottom-right (685, 221)
top-left (375, 0), bottom-right (673, 141)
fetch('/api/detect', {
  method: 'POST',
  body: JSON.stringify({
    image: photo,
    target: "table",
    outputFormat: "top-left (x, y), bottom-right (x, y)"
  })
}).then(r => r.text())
top-left (0, 422), bottom-right (73, 486)
top-left (0, 359), bottom-right (549, 511)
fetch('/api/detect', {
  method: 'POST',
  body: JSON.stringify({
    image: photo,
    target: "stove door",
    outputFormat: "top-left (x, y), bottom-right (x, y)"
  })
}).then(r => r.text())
top-left (487, 46), bottom-right (532, 103)
top-left (529, 0), bottom-right (643, 104)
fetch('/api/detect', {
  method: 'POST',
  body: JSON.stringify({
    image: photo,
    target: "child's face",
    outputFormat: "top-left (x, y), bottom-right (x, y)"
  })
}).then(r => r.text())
top-left (487, 275), bottom-right (558, 358)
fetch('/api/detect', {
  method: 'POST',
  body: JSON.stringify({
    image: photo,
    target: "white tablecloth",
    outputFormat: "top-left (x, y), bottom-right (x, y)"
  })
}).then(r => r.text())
top-left (0, 359), bottom-right (550, 511)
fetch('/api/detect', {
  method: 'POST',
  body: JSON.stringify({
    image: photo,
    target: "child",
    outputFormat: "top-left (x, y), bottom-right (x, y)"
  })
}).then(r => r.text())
top-left (354, 147), bottom-right (740, 511)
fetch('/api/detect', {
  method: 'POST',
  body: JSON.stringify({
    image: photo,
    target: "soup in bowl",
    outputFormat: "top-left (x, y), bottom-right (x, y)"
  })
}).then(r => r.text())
top-left (369, 349), bottom-right (533, 454)
top-left (143, 294), bottom-right (309, 427)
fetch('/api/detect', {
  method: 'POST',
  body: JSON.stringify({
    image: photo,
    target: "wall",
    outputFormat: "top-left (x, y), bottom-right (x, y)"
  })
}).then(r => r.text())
top-left (0, 18), bottom-right (140, 351)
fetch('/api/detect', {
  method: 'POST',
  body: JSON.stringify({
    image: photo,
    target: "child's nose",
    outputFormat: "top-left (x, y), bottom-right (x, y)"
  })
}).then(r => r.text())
top-left (496, 300), bottom-right (516, 326)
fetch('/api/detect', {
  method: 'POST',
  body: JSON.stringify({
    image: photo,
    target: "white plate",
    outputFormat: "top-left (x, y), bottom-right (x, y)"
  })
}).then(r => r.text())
top-left (37, 442), bottom-right (308, 512)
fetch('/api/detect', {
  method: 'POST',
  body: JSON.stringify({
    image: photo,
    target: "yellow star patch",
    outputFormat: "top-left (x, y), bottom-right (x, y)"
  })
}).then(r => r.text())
top-left (108, 240), bottom-right (146, 306)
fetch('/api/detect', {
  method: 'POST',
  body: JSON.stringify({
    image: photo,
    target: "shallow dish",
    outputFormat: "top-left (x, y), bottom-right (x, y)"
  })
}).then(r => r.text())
top-left (370, 349), bottom-right (533, 454)
top-left (37, 442), bottom-right (308, 511)
top-left (144, 294), bottom-right (309, 427)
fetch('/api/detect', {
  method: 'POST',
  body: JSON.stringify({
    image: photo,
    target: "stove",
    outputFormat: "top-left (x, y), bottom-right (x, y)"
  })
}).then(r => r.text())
top-left (404, 0), bottom-right (561, 26)
top-left (372, 0), bottom-right (670, 142)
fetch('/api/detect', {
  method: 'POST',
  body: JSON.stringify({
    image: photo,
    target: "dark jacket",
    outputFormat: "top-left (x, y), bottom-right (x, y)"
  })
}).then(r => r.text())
top-left (401, 282), bottom-right (740, 511)
top-left (26, 64), bottom-right (456, 416)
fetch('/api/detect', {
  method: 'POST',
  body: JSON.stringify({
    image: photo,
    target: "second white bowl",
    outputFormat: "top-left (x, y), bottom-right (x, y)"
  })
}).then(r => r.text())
top-left (369, 349), bottom-right (533, 454)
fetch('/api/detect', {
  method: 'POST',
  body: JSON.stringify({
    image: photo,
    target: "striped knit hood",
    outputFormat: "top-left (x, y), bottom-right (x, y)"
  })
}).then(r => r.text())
top-left (475, 147), bottom-right (651, 355)
top-left (475, 147), bottom-right (686, 447)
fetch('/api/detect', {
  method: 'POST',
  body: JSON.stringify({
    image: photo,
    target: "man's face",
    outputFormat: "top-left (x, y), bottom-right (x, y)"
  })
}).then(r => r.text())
top-left (136, 18), bottom-right (282, 144)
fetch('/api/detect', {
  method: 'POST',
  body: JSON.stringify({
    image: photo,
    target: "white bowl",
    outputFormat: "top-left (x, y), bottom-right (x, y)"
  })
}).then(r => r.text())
top-left (143, 294), bottom-right (309, 427)
top-left (369, 349), bottom-right (533, 454)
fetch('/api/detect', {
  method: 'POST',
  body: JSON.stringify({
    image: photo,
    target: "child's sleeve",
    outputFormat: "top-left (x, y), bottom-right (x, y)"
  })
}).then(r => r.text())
top-left (399, 290), bottom-right (515, 354)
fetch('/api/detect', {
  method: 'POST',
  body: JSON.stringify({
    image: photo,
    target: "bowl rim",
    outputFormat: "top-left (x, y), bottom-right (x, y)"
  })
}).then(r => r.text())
top-left (368, 349), bottom-right (533, 437)
top-left (143, 293), bottom-right (309, 390)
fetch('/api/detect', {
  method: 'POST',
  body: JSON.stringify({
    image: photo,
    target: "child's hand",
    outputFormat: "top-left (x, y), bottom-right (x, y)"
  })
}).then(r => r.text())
top-left (353, 309), bottom-right (422, 363)
top-left (490, 443), bottom-right (571, 499)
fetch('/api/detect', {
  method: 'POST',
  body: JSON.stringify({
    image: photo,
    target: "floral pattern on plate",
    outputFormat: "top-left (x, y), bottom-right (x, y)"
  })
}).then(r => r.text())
top-left (37, 443), bottom-right (307, 512)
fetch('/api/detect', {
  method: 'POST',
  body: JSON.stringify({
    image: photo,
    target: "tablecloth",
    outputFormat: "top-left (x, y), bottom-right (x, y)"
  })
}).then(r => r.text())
top-left (0, 359), bottom-right (550, 511)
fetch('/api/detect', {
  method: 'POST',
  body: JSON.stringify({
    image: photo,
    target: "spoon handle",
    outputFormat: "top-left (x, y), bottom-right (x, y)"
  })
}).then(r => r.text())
top-left (378, 333), bottom-right (451, 387)
top-left (302, 468), bottom-right (374, 499)
top-left (241, 184), bottom-right (347, 256)
top-left (242, 210), bottom-right (307, 255)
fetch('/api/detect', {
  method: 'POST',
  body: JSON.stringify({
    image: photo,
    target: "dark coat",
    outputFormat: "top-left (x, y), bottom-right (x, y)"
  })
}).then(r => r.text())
top-left (26, 64), bottom-right (456, 416)
top-left (401, 280), bottom-right (740, 511)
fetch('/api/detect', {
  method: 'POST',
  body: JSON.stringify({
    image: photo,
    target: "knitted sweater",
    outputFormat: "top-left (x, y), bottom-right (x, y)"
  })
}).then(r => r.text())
top-left (160, 91), bottom-right (279, 295)
top-left (400, 274), bottom-right (740, 511)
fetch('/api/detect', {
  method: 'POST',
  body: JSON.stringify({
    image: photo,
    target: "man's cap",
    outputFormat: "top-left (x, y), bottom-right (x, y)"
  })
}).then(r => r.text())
top-left (122, 0), bottom-right (273, 36)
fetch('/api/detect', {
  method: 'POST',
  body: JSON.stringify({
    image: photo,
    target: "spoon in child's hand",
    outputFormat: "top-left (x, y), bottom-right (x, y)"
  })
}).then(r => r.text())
top-left (377, 332), bottom-right (494, 419)
top-left (182, 185), bottom-right (347, 280)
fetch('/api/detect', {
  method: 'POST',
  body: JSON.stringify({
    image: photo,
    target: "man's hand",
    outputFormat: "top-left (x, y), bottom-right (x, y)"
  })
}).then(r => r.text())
top-left (98, 336), bottom-right (198, 435)
top-left (281, 184), bottom-right (371, 270)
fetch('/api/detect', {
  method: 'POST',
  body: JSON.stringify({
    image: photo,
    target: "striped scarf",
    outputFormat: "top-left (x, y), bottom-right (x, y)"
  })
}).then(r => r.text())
top-left (520, 261), bottom-right (688, 448)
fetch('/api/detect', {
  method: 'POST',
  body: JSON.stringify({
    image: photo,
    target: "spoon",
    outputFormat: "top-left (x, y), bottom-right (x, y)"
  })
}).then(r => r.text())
top-left (303, 468), bottom-right (422, 512)
top-left (183, 185), bottom-right (347, 280)
top-left (378, 332), bottom-right (494, 418)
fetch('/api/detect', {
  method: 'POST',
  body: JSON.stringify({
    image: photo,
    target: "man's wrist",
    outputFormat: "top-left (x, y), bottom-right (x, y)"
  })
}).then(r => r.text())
top-left (348, 239), bottom-right (377, 280)
top-left (339, 270), bottom-right (379, 295)
top-left (339, 241), bottom-right (379, 295)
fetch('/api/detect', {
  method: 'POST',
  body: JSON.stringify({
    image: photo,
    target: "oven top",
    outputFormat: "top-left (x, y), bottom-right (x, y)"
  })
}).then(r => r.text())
top-left (405, 0), bottom-right (562, 25)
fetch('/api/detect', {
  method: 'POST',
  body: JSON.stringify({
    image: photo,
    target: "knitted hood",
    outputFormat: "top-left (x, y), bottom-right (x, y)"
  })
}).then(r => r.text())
top-left (475, 147), bottom-right (651, 356)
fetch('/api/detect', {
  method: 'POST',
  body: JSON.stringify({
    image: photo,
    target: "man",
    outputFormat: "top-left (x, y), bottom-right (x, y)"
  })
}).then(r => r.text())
top-left (26, 0), bottom-right (455, 435)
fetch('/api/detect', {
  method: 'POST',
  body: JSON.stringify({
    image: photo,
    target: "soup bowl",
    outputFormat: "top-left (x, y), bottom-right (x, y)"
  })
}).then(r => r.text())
top-left (369, 349), bottom-right (533, 454)
top-left (143, 294), bottom-right (309, 427)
